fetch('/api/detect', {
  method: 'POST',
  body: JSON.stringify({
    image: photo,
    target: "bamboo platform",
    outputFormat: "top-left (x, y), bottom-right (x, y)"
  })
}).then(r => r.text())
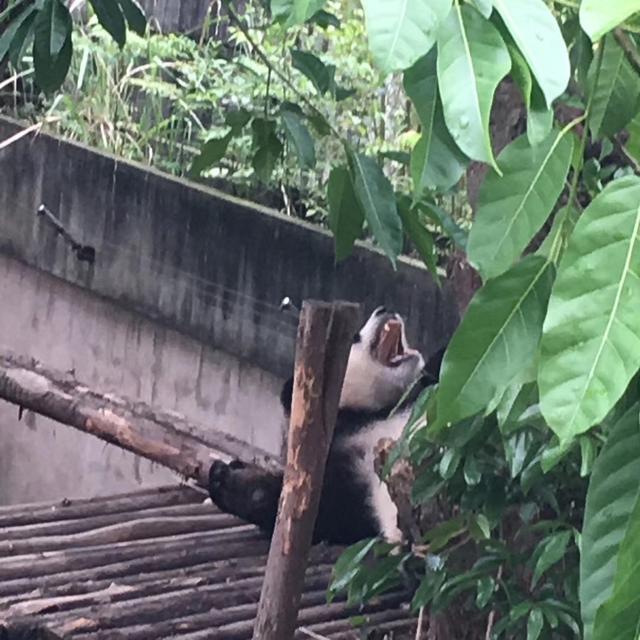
top-left (0, 485), bottom-right (416, 639)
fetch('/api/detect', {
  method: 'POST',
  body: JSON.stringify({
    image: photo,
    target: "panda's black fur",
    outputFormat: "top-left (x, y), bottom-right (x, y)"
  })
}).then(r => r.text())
top-left (209, 307), bottom-right (443, 545)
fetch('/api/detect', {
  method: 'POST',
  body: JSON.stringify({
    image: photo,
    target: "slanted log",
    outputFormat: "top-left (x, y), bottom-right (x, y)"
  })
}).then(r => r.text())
top-left (0, 351), bottom-right (281, 490)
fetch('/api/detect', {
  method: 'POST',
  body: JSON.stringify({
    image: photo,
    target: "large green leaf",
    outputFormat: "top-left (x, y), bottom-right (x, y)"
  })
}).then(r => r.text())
top-left (280, 109), bottom-right (316, 169)
top-left (290, 49), bottom-right (333, 95)
top-left (251, 119), bottom-right (283, 182)
top-left (580, 404), bottom-right (640, 639)
top-left (189, 133), bottom-right (232, 176)
top-left (350, 153), bottom-right (403, 266)
top-left (493, 0), bottom-right (570, 107)
top-left (34, 0), bottom-right (70, 57)
top-left (468, 129), bottom-right (574, 280)
top-left (0, 4), bottom-right (36, 62)
top-left (539, 176), bottom-right (640, 440)
top-left (116, 0), bottom-right (146, 36)
top-left (327, 166), bottom-right (364, 261)
top-left (397, 195), bottom-right (438, 276)
top-left (627, 112), bottom-right (640, 162)
top-left (89, 0), bottom-right (126, 48)
top-left (436, 255), bottom-right (554, 427)
top-left (505, 37), bottom-right (553, 146)
top-left (404, 52), bottom-right (467, 194)
top-left (580, 0), bottom-right (640, 42)
top-left (33, 0), bottom-right (72, 94)
top-left (271, 0), bottom-right (326, 26)
top-left (437, 3), bottom-right (510, 168)
top-left (588, 34), bottom-right (640, 140)
top-left (592, 492), bottom-right (640, 640)
top-left (361, 0), bottom-right (451, 75)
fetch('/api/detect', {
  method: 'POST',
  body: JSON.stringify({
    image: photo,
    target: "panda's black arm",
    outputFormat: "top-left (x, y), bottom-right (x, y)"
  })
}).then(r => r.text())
top-left (209, 460), bottom-right (282, 533)
top-left (280, 376), bottom-right (294, 415)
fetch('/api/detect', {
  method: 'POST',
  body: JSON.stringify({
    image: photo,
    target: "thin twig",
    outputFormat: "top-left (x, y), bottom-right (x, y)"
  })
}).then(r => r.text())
top-left (484, 565), bottom-right (504, 640)
top-left (614, 28), bottom-right (640, 77)
top-left (221, 0), bottom-right (343, 141)
top-left (415, 606), bottom-right (425, 640)
top-left (298, 628), bottom-right (331, 640)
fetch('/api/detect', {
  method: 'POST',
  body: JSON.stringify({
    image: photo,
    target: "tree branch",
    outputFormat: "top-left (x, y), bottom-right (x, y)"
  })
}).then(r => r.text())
top-left (0, 350), bottom-right (282, 488)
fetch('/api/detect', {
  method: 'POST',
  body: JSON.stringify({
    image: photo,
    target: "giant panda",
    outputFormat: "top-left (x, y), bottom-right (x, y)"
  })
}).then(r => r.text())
top-left (208, 306), bottom-right (443, 545)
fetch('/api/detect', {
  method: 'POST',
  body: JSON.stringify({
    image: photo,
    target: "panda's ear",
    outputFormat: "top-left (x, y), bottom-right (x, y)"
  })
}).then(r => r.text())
top-left (280, 377), bottom-right (294, 415)
top-left (424, 347), bottom-right (446, 385)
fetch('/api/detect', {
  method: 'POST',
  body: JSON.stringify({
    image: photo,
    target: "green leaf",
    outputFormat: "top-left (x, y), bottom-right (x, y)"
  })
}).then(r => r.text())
top-left (531, 530), bottom-right (572, 588)
top-left (580, 403), bottom-right (640, 639)
top-left (437, 3), bottom-right (511, 168)
top-left (423, 514), bottom-right (465, 549)
top-left (350, 153), bottom-right (403, 266)
top-left (418, 200), bottom-right (468, 250)
top-left (225, 108), bottom-right (252, 133)
top-left (403, 51), bottom-right (467, 193)
top-left (463, 455), bottom-right (482, 485)
top-left (397, 196), bottom-right (438, 276)
top-left (469, 513), bottom-right (491, 540)
top-left (189, 133), bottom-right (232, 176)
top-left (327, 166), bottom-right (364, 261)
top-left (493, 0), bottom-right (570, 107)
top-left (436, 256), bottom-right (554, 427)
top-left (439, 449), bottom-right (462, 479)
top-left (476, 576), bottom-right (495, 608)
top-left (329, 538), bottom-right (378, 600)
top-left (470, 0), bottom-right (492, 19)
top-left (280, 109), bottom-right (315, 169)
top-left (628, 112), bottom-right (640, 163)
top-left (251, 118), bottom-right (283, 182)
top-left (0, 3), bottom-right (35, 62)
top-left (116, 0), bottom-right (146, 36)
top-left (290, 49), bottom-right (332, 95)
top-left (310, 9), bottom-right (340, 29)
top-left (89, 0), bottom-right (126, 48)
top-left (8, 8), bottom-right (36, 66)
top-left (527, 608), bottom-right (544, 640)
top-left (539, 176), bottom-right (640, 440)
top-left (34, 0), bottom-right (70, 57)
top-left (580, 0), bottom-right (640, 42)
top-left (467, 129), bottom-right (574, 280)
top-left (588, 34), bottom-right (640, 139)
top-left (503, 30), bottom-right (554, 147)
top-left (271, 0), bottom-right (326, 27)
top-left (592, 493), bottom-right (640, 640)
top-left (361, 0), bottom-right (452, 75)
top-left (33, 2), bottom-right (72, 95)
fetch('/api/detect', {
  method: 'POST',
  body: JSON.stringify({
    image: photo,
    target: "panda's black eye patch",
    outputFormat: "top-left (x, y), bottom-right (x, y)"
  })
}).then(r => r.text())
top-left (352, 333), bottom-right (361, 344)
top-left (374, 306), bottom-right (387, 316)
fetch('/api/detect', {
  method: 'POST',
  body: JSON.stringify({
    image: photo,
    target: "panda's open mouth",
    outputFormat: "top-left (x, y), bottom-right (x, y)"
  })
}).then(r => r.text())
top-left (374, 318), bottom-right (415, 367)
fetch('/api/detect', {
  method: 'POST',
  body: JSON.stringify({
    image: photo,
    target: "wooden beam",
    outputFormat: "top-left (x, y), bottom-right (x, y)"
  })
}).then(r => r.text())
top-left (0, 351), bottom-right (281, 490)
top-left (253, 300), bottom-right (360, 640)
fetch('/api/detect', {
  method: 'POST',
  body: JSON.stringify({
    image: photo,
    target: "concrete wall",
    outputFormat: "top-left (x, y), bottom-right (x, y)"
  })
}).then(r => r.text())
top-left (0, 117), bottom-right (458, 505)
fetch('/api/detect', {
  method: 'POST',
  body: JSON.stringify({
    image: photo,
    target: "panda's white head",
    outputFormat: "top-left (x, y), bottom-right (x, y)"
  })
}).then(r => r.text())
top-left (340, 306), bottom-right (425, 412)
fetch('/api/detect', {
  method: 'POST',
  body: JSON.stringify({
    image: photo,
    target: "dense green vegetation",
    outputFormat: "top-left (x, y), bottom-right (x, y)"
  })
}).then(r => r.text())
top-left (3, 0), bottom-right (640, 637)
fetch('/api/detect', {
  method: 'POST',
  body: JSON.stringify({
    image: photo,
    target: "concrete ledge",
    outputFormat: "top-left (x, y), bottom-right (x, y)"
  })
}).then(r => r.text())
top-left (0, 117), bottom-right (458, 378)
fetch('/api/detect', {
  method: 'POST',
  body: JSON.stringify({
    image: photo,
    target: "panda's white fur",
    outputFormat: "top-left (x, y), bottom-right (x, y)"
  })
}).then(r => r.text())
top-left (209, 306), bottom-right (432, 545)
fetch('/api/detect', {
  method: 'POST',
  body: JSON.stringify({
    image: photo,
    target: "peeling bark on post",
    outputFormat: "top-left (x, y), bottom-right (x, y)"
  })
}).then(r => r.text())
top-left (253, 300), bottom-right (360, 640)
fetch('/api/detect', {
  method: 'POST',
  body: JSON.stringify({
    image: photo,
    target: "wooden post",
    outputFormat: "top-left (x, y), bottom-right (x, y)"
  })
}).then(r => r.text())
top-left (253, 300), bottom-right (360, 640)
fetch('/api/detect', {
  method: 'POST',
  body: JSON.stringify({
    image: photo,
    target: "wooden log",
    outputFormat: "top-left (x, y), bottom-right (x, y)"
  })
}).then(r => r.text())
top-left (253, 300), bottom-right (361, 640)
top-left (0, 486), bottom-right (203, 528)
top-left (0, 502), bottom-right (218, 539)
top-left (0, 351), bottom-right (281, 490)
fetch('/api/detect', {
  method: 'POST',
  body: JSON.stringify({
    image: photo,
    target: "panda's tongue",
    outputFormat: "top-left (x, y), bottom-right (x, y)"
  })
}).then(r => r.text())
top-left (376, 320), bottom-right (404, 365)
